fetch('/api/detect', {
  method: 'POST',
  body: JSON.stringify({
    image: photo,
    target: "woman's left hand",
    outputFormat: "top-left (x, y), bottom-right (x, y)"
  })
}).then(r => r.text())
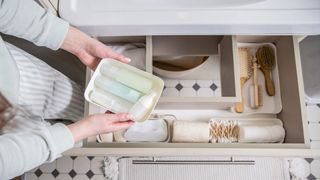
top-left (61, 26), bottom-right (131, 69)
top-left (67, 113), bottom-right (134, 143)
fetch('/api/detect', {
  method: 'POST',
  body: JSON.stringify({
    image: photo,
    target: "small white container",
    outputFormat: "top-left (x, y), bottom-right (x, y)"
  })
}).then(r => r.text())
top-left (85, 58), bottom-right (164, 122)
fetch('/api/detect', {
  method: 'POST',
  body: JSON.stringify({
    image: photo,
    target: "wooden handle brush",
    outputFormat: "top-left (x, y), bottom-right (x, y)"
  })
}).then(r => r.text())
top-left (250, 58), bottom-right (263, 108)
top-left (256, 46), bottom-right (275, 96)
top-left (235, 48), bottom-right (252, 113)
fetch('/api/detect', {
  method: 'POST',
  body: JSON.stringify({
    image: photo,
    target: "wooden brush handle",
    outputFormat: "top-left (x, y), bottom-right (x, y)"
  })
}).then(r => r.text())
top-left (253, 84), bottom-right (260, 108)
top-left (235, 78), bottom-right (247, 113)
top-left (261, 68), bottom-right (275, 96)
top-left (252, 61), bottom-right (260, 108)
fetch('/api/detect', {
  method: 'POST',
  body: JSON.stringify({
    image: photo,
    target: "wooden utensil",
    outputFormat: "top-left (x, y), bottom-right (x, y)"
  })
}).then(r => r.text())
top-left (250, 58), bottom-right (263, 109)
top-left (235, 48), bottom-right (252, 113)
top-left (256, 46), bottom-right (275, 96)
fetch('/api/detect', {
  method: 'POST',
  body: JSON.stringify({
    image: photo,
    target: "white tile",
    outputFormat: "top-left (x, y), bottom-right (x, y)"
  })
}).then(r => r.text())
top-left (162, 88), bottom-right (179, 97)
top-left (215, 87), bottom-right (221, 97)
top-left (311, 141), bottom-right (320, 149)
top-left (163, 79), bottom-right (179, 87)
top-left (179, 88), bottom-right (196, 97)
top-left (74, 156), bottom-right (91, 174)
top-left (306, 105), bottom-right (320, 123)
top-left (73, 175), bottom-right (90, 180)
top-left (308, 123), bottom-right (320, 140)
top-left (91, 175), bottom-right (106, 180)
top-left (56, 174), bottom-right (72, 180)
top-left (90, 157), bottom-right (105, 174)
top-left (24, 173), bottom-right (38, 180)
top-left (180, 80), bottom-right (196, 87)
top-left (56, 156), bottom-right (73, 173)
top-left (311, 160), bottom-right (320, 178)
top-left (197, 88), bottom-right (214, 97)
top-left (196, 80), bottom-right (213, 87)
top-left (39, 161), bottom-right (56, 173)
top-left (214, 80), bottom-right (221, 87)
top-left (38, 173), bottom-right (55, 180)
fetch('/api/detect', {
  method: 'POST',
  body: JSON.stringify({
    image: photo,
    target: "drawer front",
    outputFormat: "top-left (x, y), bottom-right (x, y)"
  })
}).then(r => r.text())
top-left (71, 35), bottom-right (316, 157)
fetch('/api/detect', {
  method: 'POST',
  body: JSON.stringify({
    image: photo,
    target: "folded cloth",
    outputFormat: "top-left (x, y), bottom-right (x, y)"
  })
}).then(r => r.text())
top-left (113, 130), bottom-right (127, 142)
top-left (109, 43), bottom-right (146, 71)
top-left (172, 121), bottom-right (210, 143)
top-left (124, 119), bottom-right (168, 142)
top-left (97, 133), bottom-right (113, 143)
top-left (238, 125), bottom-right (285, 143)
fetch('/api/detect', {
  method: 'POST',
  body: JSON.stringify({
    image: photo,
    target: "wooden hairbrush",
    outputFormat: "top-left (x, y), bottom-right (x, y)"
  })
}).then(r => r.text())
top-left (256, 46), bottom-right (275, 96)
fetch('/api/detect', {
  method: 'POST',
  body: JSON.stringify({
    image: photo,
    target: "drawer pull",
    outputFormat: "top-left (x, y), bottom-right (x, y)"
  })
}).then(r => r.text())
top-left (132, 157), bottom-right (255, 165)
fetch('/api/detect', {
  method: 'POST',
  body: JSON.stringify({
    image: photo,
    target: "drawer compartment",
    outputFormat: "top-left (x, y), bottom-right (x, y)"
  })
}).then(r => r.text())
top-left (78, 35), bottom-right (310, 156)
top-left (151, 36), bottom-right (241, 109)
top-left (236, 36), bottom-right (308, 144)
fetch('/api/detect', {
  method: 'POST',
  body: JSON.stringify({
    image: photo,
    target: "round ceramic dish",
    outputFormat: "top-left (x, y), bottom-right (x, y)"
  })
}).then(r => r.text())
top-left (153, 56), bottom-right (209, 78)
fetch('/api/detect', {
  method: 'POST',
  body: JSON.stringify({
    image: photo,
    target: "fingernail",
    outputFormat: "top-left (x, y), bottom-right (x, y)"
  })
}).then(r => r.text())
top-left (127, 114), bottom-right (133, 119)
top-left (125, 57), bottom-right (131, 63)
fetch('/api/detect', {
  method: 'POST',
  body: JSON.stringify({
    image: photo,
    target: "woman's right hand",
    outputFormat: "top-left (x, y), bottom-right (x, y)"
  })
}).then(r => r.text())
top-left (67, 113), bottom-right (134, 143)
top-left (61, 26), bottom-right (131, 70)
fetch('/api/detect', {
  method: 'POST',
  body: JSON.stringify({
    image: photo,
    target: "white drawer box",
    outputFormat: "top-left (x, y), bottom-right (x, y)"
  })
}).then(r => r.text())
top-left (65, 35), bottom-right (320, 157)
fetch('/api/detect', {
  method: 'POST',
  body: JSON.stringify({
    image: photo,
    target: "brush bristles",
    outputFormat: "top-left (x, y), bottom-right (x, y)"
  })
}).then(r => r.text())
top-left (238, 48), bottom-right (252, 79)
top-left (256, 46), bottom-right (275, 70)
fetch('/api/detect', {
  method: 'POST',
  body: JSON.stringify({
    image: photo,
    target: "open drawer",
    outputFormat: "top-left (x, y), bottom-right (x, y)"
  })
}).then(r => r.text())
top-left (96, 35), bottom-right (241, 109)
top-left (65, 35), bottom-right (319, 157)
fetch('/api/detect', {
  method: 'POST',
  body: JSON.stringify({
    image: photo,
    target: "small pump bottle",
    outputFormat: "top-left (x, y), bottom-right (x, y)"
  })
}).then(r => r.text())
top-left (129, 92), bottom-right (156, 121)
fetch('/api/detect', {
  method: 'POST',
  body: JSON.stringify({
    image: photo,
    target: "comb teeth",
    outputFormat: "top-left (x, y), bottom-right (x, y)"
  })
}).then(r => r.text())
top-left (238, 48), bottom-right (252, 79)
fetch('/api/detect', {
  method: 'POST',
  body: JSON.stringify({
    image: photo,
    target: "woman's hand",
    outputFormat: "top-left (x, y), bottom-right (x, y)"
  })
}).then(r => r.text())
top-left (61, 26), bottom-right (131, 69)
top-left (67, 113), bottom-right (134, 142)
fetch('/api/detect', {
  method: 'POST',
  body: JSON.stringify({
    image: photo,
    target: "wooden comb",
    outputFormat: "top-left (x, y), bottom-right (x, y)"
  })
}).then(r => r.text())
top-left (235, 48), bottom-right (252, 113)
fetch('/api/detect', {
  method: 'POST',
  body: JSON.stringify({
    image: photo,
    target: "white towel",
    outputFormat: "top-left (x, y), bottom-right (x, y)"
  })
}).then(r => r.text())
top-left (172, 121), bottom-right (210, 143)
top-left (113, 130), bottom-right (127, 142)
top-left (109, 44), bottom-right (146, 71)
top-left (239, 125), bottom-right (285, 143)
top-left (97, 133), bottom-right (114, 143)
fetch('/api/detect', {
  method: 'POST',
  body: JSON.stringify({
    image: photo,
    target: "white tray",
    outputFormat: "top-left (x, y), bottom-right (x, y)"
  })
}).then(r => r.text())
top-left (84, 59), bottom-right (164, 122)
top-left (232, 43), bottom-right (282, 114)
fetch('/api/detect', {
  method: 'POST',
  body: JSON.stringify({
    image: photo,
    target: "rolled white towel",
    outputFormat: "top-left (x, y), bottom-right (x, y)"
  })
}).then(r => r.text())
top-left (239, 125), bottom-right (285, 143)
top-left (172, 121), bottom-right (210, 143)
top-left (124, 119), bottom-right (168, 142)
